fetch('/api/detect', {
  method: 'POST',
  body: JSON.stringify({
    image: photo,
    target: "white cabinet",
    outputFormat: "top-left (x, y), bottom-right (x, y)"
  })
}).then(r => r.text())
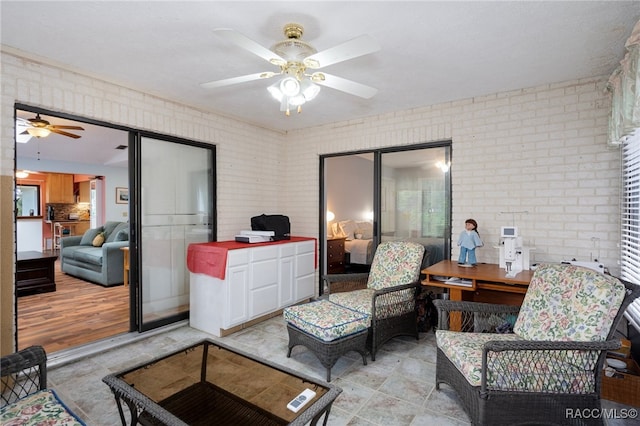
top-left (248, 246), bottom-right (279, 318)
top-left (295, 240), bottom-right (316, 300)
top-left (189, 238), bottom-right (317, 337)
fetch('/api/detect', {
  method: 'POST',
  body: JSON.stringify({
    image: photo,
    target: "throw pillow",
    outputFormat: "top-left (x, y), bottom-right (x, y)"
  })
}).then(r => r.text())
top-left (92, 232), bottom-right (105, 247)
top-left (114, 229), bottom-right (129, 241)
top-left (80, 227), bottom-right (103, 246)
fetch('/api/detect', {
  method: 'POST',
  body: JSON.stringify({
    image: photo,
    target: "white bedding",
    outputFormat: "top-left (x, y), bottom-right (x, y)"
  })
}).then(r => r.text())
top-left (345, 238), bottom-right (374, 264)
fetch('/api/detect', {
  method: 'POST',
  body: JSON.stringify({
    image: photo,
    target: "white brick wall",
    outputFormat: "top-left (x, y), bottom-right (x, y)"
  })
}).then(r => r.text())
top-left (286, 78), bottom-right (621, 274)
top-left (1, 51), bottom-right (622, 274)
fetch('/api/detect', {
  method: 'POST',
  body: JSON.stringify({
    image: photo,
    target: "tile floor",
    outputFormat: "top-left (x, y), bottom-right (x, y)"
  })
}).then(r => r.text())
top-left (47, 317), bottom-right (639, 426)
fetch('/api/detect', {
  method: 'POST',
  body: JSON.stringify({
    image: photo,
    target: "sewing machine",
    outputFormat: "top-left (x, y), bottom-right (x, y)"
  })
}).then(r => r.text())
top-left (498, 226), bottom-right (532, 277)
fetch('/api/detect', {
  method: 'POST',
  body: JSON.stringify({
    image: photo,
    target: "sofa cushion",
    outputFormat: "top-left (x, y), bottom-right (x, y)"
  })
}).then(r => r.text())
top-left (113, 228), bottom-right (129, 242)
top-left (80, 227), bottom-right (103, 246)
top-left (72, 247), bottom-right (103, 266)
top-left (106, 222), bottom-right (128, 243)
top-left (102, 221), bottom-right (122, 241)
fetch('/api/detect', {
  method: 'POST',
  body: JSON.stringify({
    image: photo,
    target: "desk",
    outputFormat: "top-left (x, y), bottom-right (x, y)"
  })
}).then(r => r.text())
top-left (421, 260), bottom-right (534, 306)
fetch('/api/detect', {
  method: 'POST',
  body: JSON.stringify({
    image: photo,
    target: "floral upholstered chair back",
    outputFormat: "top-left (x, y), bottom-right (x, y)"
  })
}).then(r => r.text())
top-left (514, 263), bottom-right (625, 341)
top-left (366, 241), bottom-right (425, 290)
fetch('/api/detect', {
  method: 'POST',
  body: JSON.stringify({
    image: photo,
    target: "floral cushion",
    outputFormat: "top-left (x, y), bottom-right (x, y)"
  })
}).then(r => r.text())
top-left (0, 389), bottom-right (85, 426)
top-left (329, 288), bottom-right (375, 318)
top-left (366, 241), bottom-right (424, 291)
top-left (436, 331), bottom-right (595, 392)
top-left (436, 330), bottom-right (521, 387)
top-left (283, 300), bottom-right (370, 342)
top-left (514, 264), bottom-right (625, 341)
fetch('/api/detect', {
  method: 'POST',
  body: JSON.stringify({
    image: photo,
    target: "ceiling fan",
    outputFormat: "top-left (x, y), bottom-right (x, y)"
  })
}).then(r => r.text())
top-left (18, 114), bottom-right (85, 139)
top-left (201, 23), bottom-right (380, 115)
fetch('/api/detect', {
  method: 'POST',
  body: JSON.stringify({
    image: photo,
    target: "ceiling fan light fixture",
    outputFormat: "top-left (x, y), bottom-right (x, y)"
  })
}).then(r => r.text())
top-left (268, 82), bottom-right (284, 102)
top-left (288, 94), bottom-right (306, 107)
top-left (279, 77), bottom-right (300, 97)
top-left (300, 80), bottom-right (320, 101)
top-left (26, 127), bottom-right (51, 138)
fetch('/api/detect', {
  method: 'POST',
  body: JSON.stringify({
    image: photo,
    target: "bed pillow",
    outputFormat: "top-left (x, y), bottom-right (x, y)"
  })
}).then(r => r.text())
top-left (331, 222), bottom-right (345, 238)
top-left (356, 221), bottom-right (373, 239)
top-left (339, 220), bottom-right (358, 240)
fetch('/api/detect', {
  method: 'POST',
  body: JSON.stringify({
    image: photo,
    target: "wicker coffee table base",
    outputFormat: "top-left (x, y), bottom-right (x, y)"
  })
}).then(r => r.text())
top-left (286, 324), bottom-right (368, 382)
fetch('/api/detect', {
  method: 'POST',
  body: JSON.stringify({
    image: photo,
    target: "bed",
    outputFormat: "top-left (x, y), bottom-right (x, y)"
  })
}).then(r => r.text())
top-left (332, 219), bottom-right (446, 269)
top-left (332, 220), bottom-right (375, 266)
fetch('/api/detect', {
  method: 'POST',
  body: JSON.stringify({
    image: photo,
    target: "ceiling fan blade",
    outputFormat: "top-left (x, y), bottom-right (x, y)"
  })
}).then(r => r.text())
top-left (49, 128), bottom-right (82, 139)
top-left (49, 125), bottom-right (85, 130)
top-left (214, 28), bottom-right (286, 66)
top-left (303, 34), bottom-right (380, 69)
top-left (201, 72), bottom-right (276, 89)
top-left (313, 72), bottom-right (378, 99)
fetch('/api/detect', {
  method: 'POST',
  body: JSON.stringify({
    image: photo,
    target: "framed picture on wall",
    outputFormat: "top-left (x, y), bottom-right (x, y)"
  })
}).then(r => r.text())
top-left (116, 187), bottom-right (129, 204)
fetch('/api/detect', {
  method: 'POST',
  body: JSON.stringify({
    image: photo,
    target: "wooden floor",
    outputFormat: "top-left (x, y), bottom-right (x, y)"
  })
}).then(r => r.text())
top-left (17, 258), bottom-right (130, 354)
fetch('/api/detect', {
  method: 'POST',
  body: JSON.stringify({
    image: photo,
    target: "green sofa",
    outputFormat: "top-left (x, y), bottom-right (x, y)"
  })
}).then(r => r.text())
top-left (60, 221), bottom-right (129, 287)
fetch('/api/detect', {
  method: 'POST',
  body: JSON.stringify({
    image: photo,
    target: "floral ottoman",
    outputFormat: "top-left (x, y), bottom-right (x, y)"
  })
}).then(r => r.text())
top-left (284, 299), bottom-right (370, 381)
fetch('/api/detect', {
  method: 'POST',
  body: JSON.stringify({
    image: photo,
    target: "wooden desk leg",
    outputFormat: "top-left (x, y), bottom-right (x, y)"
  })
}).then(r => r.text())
top-left (449, 288), bottom-right (463, 331)
top-left (122, 251), bottom-right (129, 287)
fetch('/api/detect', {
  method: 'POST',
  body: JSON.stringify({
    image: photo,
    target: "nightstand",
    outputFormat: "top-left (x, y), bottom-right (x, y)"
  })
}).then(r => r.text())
top-left (327, 237), bottom-right (346, 273)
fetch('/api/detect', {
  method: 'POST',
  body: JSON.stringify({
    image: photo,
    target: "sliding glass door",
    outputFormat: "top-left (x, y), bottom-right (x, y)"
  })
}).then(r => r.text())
top-left (321, 143), bottom-right (451, 292)
top-left (380, 146), bottom-right (451, 267)
top-left (135, 135), bottom-right (214, 331)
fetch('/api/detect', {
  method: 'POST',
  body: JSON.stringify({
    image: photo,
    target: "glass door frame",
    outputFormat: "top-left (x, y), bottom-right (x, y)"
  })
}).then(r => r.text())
top-left (319, 141), bottom-right (452, 295)
top-left (130, 131), bottom-right (216, 332)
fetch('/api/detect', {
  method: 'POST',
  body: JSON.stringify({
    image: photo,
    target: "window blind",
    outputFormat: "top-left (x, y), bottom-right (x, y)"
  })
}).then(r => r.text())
top-left (621, 130), bottom-right (640, 331)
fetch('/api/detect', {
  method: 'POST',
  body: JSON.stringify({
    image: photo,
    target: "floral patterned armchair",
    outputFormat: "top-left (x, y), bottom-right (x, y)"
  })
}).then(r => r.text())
top-left (433, 263), bottom-right (640, 426)
top-left (323, 241), bottom-right (425, 360)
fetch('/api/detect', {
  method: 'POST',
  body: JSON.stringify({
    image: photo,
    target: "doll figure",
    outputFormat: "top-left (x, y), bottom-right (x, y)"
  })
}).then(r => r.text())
top-left (457, 218), bottom-right (483, 265)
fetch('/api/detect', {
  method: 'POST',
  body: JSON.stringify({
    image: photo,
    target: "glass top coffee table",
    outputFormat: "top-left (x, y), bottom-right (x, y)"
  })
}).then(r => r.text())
top-left (102, 339), bottom-right (341, 426)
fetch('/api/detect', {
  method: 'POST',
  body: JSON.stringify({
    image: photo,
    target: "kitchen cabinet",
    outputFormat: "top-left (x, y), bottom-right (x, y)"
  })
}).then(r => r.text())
top-left (188, 238), bottom-right (316, 337)
top-left (46, 173), bottom-right (74, 203)
top-left (78, 181), bottom-right (90, 203)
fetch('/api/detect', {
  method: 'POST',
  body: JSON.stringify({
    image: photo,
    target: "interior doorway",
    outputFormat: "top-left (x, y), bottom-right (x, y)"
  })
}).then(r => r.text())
top-left (15, 106), bottom-right (131, 353)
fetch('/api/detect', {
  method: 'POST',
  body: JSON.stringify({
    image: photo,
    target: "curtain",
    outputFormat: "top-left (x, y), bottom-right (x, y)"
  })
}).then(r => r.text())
top-left (608, 19), bottom-right (640, 145)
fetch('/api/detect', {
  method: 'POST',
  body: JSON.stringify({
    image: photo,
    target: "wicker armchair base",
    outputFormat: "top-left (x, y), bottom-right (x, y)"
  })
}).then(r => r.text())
top-left (286, 324), bottom-right (368, 382)
top-left (368, 310), bottom-right (418, 361)
top-left (435, 348), bottom-right (604, 426)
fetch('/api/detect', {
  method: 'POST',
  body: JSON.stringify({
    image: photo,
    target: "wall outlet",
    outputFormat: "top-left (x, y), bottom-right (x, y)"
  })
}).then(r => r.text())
top-left (122, 211), bottom-right (128, 217)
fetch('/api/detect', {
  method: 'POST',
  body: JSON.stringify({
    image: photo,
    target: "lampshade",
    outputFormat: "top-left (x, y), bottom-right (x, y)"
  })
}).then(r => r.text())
top-left (26, 127), bottom-right (51, 138)
top-left (268, 76), bottom-right (321, 115)
top-left (326, 211), bottom-right (335, 222)
top-left (279, 77), bottom-right (300, 97)
top-left (15, 170), bottom-right (29, 179)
